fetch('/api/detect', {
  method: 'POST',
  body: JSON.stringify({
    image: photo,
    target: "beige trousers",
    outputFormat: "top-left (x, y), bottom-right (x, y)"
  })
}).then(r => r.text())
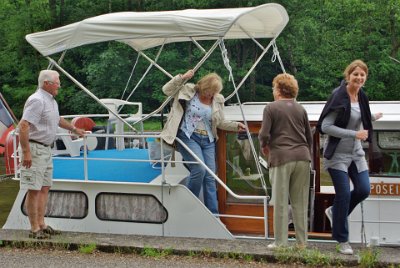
top-left (269, 161), bottom-right (310, 246)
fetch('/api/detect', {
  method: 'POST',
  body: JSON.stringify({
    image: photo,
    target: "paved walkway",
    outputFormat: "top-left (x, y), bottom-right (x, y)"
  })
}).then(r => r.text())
top-left (0, 229), bottom-right (399, 266)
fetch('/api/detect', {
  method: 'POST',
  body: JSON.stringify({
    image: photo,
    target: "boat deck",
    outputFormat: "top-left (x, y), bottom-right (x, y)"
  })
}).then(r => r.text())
top-left (53, 148), bottom-right (161, 183)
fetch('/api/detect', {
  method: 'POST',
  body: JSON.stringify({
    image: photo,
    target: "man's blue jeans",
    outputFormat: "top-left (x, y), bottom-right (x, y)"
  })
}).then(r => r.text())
top-left (328, 162), bottom-right (370, 242)
top-left (176, 130), bottom-right (218, 214)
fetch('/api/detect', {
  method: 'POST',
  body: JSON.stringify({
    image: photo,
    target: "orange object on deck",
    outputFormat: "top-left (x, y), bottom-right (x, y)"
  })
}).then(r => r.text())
top-left (71, 117), bottom-right (96, 131)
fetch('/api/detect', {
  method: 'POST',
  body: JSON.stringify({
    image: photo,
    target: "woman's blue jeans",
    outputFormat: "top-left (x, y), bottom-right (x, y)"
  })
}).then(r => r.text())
top-left (176, 130), bottom-right (219, 214)
top-left (328, 162), bottom-right (370, 242)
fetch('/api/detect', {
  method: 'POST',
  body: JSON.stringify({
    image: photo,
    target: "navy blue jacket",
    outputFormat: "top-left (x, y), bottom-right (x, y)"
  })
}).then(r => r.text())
top-left (316, 80), bottom-right (372, 159)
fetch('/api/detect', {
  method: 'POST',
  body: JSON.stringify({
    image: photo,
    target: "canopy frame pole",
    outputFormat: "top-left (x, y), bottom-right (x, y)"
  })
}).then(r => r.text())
top-left (46, 57), bottom-right (137, 132)
top-left (219, 40), bottom-right (267, 195)
top-left (190, 37), bottom-right (206, 54)
top-left (389, 55), bottom-right (400, 64)
top-left (238, 26), bottom-right (286, 73)
top-left (136, 50), bottom-right (174, 79)
top-left (47, 50), bottom-right (67, 71)
top-left (119, 43), bottom-right (166, 113)
top-left (225, 37), bottom-right (277, 101)
top-left (238, 25), bottom-right (265, 50)
top-left (121, 53), bottom-right (141, 101)
top-left (134, 38), bottom-right (222, 125)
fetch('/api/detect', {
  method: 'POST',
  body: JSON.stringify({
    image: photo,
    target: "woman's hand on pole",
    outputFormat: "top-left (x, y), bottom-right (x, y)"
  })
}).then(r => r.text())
top-left (181, 69), bottom-right (194, 81)
top-left (237, 122), bottom-right (246, 132)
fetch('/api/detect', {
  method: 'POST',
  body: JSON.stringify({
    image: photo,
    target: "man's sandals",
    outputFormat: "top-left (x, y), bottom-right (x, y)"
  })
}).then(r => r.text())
top-left (42, 225), bottom-right (61, 235)
top-left (29, 230), bottom-right (51, 239)
top-left (29, 226), bottom-right (61, 239)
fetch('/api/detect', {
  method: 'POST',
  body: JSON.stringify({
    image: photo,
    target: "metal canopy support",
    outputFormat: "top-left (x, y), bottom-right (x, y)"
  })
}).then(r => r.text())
top-left (119, 43), bottom-right (166, 113)
top-left (46, 57), bottom-right (137, 133)
top-left (121, 53), bottom-right (141, 101)
top-left (225, 37), bottom-right (277, 101)
top-left (190, 37), bottom-right (206, 54)
top-left (134, 38), bottom-right (223, 125)
top-left (46, 38), bottom-right (222, 133)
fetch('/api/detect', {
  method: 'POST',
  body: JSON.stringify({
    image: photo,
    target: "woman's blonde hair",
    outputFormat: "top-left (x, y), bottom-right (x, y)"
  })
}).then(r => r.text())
top-left (195, 73), bottom-right (223, 95)
top-left (343, 59), bottom-right (368, 81)
top-left (272, 73), bottom-right (299, 98)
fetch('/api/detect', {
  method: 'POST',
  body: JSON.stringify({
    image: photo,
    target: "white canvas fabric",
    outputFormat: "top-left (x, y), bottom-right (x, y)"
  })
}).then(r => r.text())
top-left (25, 3), bottom-right (288, 56)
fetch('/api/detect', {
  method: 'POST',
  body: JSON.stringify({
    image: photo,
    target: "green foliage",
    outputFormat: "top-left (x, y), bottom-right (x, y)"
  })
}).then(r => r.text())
top-left (275, 245), bottom-right (332, 266)
top-left (358, 247), bottom-right (381, 268)
top-left (141, 246), bottom-right (173, 259)
top-left (1, 0), bottom-right (399, 118)
top-left (78, 243), bottom-right (97, 254)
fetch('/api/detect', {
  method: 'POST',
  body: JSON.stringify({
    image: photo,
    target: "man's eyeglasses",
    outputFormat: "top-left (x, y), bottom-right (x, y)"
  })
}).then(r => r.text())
top-left (46, 81), bottom-right (60, 86)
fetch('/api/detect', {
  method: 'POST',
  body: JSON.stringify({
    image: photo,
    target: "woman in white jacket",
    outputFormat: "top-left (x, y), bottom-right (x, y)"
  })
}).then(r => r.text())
top-left (161, 69), bottom-right (245, 215)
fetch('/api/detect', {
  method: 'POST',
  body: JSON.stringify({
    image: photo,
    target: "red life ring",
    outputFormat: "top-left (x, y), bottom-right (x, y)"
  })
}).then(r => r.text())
top-left (1, 126), bottom-right (18, 175)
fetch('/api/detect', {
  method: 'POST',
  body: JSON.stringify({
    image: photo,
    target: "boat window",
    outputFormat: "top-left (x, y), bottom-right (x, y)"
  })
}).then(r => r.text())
top-left (369, 131), bottom-right (400, 177)
top-left (318, 134), bottom-right (332, 188)
top-left (95, 193), bottom-right (167, 223)
top-left (225, 132), bottom-right (270, 204)
top-left (22, 190), bottom-right (88, 219)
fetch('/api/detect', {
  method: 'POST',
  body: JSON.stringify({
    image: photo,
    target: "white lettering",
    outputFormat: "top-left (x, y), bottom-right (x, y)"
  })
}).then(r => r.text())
top-left (370, 183), bottom-right (400, 196)
top-left (376, 184), bottom-right (382, 194)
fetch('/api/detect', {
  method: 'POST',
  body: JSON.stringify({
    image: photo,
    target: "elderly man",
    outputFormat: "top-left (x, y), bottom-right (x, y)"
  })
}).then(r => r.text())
top-left (18, 70), bottom-right (85, 239)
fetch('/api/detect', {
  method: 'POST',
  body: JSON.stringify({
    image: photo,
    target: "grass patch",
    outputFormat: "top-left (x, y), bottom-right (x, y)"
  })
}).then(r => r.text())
top-left (140, 246), bottom-right (173, 259)
top-left (358, 247), bottom-right (380, 268)
top-left (78, 243), bottom-right (97, 254)
top-left (187, 250), bottom-right (197, 257)
top-left (275, 245), bottom-right (332, 266)
top-left (201, 247), bottom-right (213, 257)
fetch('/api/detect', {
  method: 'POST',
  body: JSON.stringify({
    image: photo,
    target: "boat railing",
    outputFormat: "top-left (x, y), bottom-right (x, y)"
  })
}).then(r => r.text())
top-left (174, 136), bottom-right (270, 239)
top-left (10, 130), bottom-right (271, 239)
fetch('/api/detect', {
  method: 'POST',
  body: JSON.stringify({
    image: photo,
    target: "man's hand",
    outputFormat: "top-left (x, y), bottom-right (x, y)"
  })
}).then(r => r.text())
top-left (18, 120), bottom-right (32, 168)
top-left (72, 127), bottom-right (86, 137)
top-left (22, 151), bottom-right (32, 168)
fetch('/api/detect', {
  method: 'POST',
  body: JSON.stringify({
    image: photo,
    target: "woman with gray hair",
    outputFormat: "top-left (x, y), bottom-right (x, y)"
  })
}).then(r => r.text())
top-left (259, 73), bottom-right (312, 249)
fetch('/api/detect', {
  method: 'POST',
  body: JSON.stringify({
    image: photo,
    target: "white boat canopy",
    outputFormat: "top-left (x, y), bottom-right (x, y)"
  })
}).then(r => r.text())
top-left (26, 3), bottom-right (288, 56)
top-left (25, 4), bottom-right (289, 194)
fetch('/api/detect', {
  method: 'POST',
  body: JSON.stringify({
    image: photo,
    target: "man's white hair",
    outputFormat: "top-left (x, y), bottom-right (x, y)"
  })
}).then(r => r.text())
top-left (38, 70), bottom-right (59, 88)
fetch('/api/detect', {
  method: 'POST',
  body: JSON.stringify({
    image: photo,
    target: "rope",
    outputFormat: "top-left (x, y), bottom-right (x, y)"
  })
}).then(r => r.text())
top-left (271, 41), bottom-right (286, 73)
top-left (220, 41), bottom-right (233, 82)
top-left (219, 40), bottom-right (267, 195)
